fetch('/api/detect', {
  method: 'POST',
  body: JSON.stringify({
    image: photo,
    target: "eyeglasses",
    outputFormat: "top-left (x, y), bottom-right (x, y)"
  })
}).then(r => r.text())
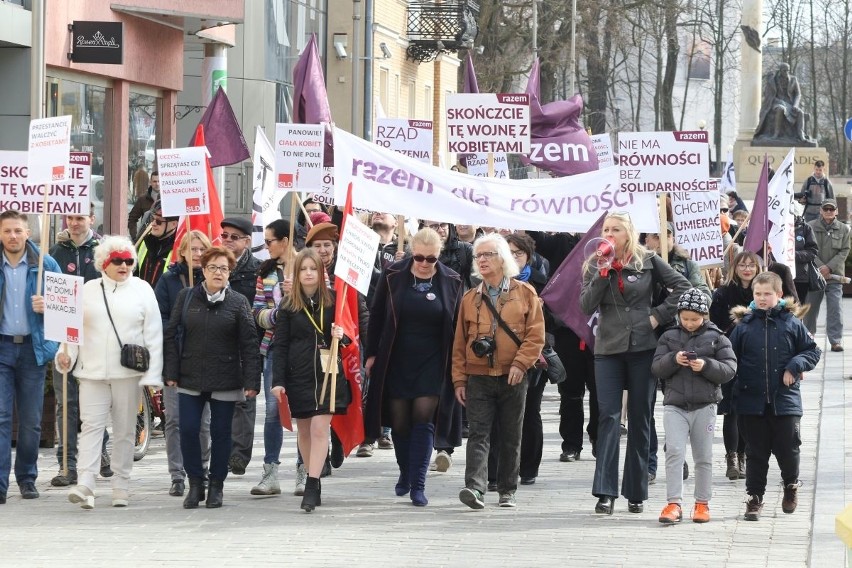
top-left (264, 238), bottom-right (281, 246)
top-left (412, 255), bottom-right (438, 264)
top-left (426, 223), bottom-right (448, 231)
top-left (205, 265), bottom-right (230, 274)
top-left (510, 250), bottom-right (526, 258)
top-left (737, 263), bottom-right (758, 270)
top-left (220, 232), bottom-right (247, 241)
top-left (110, 258), bottom-right (134, 266)
top-left (474, 251), bottom-right (498, 260)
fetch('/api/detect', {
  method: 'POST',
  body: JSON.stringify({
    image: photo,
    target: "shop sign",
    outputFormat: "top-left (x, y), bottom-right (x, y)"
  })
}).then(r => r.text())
top-left (69, 21), bottom-right (123, 65)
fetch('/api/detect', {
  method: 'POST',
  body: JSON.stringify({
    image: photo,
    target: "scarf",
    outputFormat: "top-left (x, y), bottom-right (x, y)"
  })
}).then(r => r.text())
top-left (611, 259), bottom-right (626, 294)
top-left (515, 265), bottom-right (532, 282)
top-left (202, 281), bottom-right (228, 303)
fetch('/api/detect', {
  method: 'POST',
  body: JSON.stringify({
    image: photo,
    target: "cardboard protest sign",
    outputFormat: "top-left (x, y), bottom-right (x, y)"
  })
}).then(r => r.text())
top-left (274, 123), bottom-right (325, 192)
top-left (44, 273), bottom-right (84, 345)
top-left (334, 213), bottom-right (381, 296)
top-left (591, 134), bottom-right (615, 169)
top-left (375, 119), bottom-right (433, 163)
top-left (446, 93), bottom-right (531, 154)
top-left (156, 147), bottom-right (210, 217)
top-left (618, 131), bottom-right (710, 193)
top-left (671, 189), bottom-right (724, 267)
top-left (465, 154), bottom-right (510, 178)
top-left (28, 116), bottom-right (72, 185)
top-left (0, 151), bottom-right (91, 215)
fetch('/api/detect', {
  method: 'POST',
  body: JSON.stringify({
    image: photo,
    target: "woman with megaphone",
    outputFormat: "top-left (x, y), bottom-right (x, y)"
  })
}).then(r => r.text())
top-left (580, 212), bottom-right (690, 516)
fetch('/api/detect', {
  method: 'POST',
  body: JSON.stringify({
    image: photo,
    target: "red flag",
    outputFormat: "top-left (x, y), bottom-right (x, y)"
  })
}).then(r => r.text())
top-left (743, 158), bottom-right (770, 254)
top-left (330, 182), bottom-right (364, 455)
top-left (171, 125), bottom-right (225, 257)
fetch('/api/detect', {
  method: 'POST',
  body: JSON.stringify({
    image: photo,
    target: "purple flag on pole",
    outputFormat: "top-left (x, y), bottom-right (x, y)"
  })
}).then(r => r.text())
top-left (540, 212), bottom-right (607, 350)
top-left (743, 159), bottom-right (770, 253)
top-left (192, 86), bottom-right (250, 168)
top-left (519, 58), bottom-right (599, 176)
top-left (293, 34), bottom-right (334, 167)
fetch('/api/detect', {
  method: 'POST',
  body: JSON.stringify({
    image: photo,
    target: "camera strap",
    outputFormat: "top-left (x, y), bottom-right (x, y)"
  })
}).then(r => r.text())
top-left (482, 293), bottom-right (522, 348)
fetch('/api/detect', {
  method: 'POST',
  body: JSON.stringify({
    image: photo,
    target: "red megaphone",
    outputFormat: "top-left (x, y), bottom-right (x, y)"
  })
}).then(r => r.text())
top-left (596, 239), bottom-right (614, 257)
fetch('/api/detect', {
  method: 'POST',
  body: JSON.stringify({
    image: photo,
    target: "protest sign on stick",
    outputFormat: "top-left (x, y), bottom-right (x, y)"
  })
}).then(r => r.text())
top-left (156, 147), bottom-right (210, 217)
top-left (446, 93), bottom-right (531, 154)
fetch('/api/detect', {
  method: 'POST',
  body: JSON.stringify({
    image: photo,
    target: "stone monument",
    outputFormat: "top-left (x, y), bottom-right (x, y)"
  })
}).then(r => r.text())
top-left (751, 63), bottom-right (817, 147)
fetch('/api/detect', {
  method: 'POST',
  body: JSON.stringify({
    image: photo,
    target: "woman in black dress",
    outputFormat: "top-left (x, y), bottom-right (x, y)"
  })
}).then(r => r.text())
top-left (271, 249), bottom-right (350, 512)
top-left (365, 228), bottom-right (463, 506)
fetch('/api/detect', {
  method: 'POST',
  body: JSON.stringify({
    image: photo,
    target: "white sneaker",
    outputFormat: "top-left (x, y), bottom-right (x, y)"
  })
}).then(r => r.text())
top-left (435, 450), bottom-right (452, 472)
top-left (112, 488), bottom-right (129, 507)
top-left (68, 485), bottom-right (95, 510)
top-left (251, 463), bottom-right (281, 496)
top-left (294, 464), bottom-right (307, 496)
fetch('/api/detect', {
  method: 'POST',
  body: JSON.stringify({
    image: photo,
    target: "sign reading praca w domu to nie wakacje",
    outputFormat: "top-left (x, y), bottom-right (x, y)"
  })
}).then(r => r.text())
top-left (44, 273), bottom-right (85, 345)
top-left (0, 151), bottom-right (91, 215)
top-left (446, 94), bottom-right (531, 154)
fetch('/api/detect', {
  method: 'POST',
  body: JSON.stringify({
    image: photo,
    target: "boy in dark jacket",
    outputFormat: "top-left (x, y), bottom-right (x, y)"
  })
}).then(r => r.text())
top-left (728, 272), bottom-right (821, 521)
top-left (652, 289), bottom-right (737, 524)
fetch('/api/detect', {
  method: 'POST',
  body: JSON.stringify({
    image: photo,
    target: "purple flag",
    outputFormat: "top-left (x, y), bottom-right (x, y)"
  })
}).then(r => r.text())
top-left (192, 87), bottom-right (250, 168)
top-left (540, 212), bottom-right (607, 350)
top-left (519, 58), bottom-right (599, 176)
top-left (293, 34), bottom-right (334, 167)
top-left (743, 159), bottom-right (770, 254)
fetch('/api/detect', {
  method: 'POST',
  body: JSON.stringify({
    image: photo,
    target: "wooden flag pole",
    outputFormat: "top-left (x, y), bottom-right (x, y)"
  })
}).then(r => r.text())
top-left (658, 194), bottom-right (669, 263)
top-left (185, 246), bottom-right (194, 287)
top-left (487, 152), bottom-right (495, 178)
top-left (61, 343), bottom-right (68, 477)
top-left (318, 337), bottom-right (339, 408)
top-left (724, 213), bottom-right (751, 257)
top-left (134, 223), bottom-right (153, 249)
top-left (36, 193), bottom-right (50, 296)
top-left (287, 194), bottom-right (298, 279)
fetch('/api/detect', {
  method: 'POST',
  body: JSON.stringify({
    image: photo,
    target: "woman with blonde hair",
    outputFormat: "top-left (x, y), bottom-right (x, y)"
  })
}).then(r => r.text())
top-left (365, 228), bottom-right (463, 506)
top-left (56, 235), bottom-right (164, 509)
top-left (272, 248), bottom-right (351, 512)
top-left (154, 229), bottom-right (212, 497)
top-left (580, 212), bottom-right (690, 515)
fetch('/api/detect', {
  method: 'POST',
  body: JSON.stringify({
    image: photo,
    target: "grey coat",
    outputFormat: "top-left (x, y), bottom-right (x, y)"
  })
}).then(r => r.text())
top-left (580, 252), bottom-right (691, 355)
top-left (651, 321), bottom-right (737, 411)
top-left (808, 217), bottom-right (851, 277)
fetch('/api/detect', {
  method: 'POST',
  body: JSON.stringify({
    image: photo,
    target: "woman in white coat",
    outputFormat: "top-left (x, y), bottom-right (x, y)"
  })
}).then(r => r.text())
top-left (55, 236), bottom-right (163, 509)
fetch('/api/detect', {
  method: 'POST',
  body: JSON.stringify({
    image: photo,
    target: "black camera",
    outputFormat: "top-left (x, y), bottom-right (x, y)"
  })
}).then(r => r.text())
top-left (471, 336), bottom-right (496, 358)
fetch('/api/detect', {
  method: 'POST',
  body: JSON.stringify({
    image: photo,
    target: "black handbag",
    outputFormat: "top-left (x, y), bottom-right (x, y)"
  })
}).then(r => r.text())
top-left (482, 294), bottom-right (566, 384)
top-left (807, 261), bottom-right (827, 292)
top-left (101, 282), bottom-right (150, 372)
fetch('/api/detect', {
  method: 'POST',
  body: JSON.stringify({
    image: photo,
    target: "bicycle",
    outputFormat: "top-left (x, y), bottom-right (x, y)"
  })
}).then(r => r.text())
top-left (134, 386), bottom-right (165, 461)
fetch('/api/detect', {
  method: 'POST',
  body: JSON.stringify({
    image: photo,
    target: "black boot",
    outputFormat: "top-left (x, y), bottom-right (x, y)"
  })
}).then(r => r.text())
top-left (408, 422), bottom-right (434, 507)
top-left (392, 433), bottom-right (411, 496)
top-left (183, 477), bottom-right (205, 509)
top-left (205, 479), bottom-right (223, 509)
top-left (301, 477), bottom-right (320, 512)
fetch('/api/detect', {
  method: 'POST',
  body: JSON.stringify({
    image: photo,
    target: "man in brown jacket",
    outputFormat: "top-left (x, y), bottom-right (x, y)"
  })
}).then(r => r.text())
top-left (453, 233), bottom-right (545, 510)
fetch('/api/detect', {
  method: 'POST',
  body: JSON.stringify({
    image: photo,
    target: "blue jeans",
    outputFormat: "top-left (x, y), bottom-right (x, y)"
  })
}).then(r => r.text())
top-left (179, 392), bottom-right (235, 482)
top-left (0, 341), bottom-right (46, 494)
top-left (262, 353), bottom-right (283, 464)
top-left (592, 350), bottom-right (656, 503)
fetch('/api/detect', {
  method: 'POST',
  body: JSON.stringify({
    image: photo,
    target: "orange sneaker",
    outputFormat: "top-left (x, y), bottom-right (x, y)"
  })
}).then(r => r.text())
top-left (658, 502), bottom-right (682, 524)
top-left (692, 502), bottom-right (710, 523)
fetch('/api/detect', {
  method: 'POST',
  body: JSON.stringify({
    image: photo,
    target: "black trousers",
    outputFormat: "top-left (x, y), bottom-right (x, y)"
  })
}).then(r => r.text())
top-left (740, 410), bottom-right (801, 496)
top-left (554, 327), bottom-right (598, 454)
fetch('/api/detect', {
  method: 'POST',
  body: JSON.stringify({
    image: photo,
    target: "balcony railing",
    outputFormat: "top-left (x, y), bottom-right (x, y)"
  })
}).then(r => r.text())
top-left (406, 0), bottom-right (480, 62)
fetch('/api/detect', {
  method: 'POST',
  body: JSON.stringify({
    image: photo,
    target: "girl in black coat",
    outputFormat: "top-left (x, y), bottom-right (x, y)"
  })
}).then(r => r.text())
top-left (709, 250), bottom-right (761, 480)
top-left (271, 249), bottom-right (350, 512)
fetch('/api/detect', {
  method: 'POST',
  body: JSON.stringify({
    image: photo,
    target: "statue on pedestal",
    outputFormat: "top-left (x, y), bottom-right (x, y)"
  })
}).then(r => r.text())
top-left (752, 63), bottom-right (817, 147)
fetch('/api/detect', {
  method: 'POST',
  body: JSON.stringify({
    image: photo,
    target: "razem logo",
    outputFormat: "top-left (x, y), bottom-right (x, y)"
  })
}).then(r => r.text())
top-left (278, 173), bottom-right (294, 189)
top-left (66, 327), bottom-right (79, 344)
top-left (185, 197), bottom-right (201, 213)
top-left (52, 165), bottom-right (65, 181)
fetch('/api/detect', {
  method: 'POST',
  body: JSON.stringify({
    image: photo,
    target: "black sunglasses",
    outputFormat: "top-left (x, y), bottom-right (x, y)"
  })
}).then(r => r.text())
top-left (221, 232), bottom-right (247, 241)
top-left (412, 255), bottom-right (438, 264)
top-left (110, 258), bottom-right (134, 266)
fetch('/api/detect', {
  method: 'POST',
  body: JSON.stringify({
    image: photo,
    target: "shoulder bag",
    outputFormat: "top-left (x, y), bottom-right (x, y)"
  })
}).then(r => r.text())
top-left (482, 293), bottom-right (566, 384)
top-left (101, 282), bottom-right (150, 372)
top-left (806, 260), bottom-right (827, 292)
